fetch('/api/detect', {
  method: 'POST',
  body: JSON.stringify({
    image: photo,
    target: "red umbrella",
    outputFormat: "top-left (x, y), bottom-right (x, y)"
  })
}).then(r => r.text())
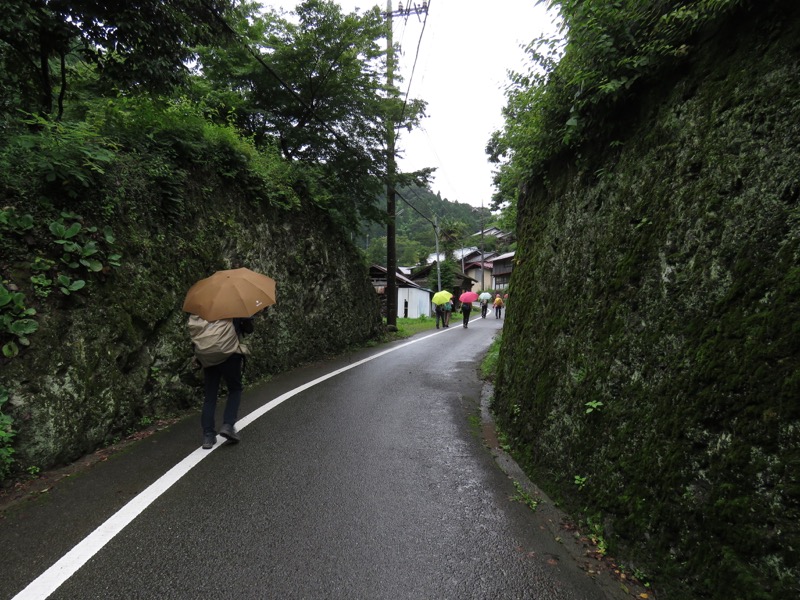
top-left (459, 291), bottom-right (479, 303)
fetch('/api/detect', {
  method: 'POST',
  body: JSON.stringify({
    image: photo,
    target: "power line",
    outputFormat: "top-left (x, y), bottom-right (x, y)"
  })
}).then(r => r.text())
top-left (398, 1), bottom-right (431, 126)
top-left (199, 0), bottom-right (369, 162)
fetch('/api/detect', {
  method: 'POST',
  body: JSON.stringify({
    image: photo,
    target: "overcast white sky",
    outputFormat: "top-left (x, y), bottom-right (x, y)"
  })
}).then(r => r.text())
top-left (265, 1), bottom-right (561, 208)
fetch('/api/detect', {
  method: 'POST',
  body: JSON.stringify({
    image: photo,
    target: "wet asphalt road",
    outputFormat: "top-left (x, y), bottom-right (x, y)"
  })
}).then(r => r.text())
top-left (1, 315), bottom-right (624, 599)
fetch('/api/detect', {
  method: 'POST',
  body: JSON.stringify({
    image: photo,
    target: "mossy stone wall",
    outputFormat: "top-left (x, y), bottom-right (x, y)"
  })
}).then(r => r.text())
top-left (1, 158), bottom-right (382, 472)
top-left (494, 6), bottom-right (799, 598)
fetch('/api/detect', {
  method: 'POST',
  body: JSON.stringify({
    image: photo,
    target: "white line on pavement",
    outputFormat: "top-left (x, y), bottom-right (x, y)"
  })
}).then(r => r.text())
top-left (12, 329), bottom-right (460, 600)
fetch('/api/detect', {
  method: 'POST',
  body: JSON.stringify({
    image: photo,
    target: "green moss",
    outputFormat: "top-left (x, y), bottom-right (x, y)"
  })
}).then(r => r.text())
top-left (0, 115), bottom-right (383, 479)
top-left (494, 4), bottom-right (800, 598)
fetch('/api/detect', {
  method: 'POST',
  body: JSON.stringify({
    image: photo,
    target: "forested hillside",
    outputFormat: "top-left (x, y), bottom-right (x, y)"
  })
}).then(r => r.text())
top-left (359, 186), bottom-right (495, 267)
top-left (491, 1), bottom-right (799, 598)
top-left (0, 1), bottom-right (410, 480)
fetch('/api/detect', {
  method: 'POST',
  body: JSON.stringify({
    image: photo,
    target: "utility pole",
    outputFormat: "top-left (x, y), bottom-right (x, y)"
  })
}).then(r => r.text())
top-left (480, 200), bottom-right (485, 292)
top-left (384, 0), bottom-right (428, 330)
top-left (434, 215), bottom-right (441, 291)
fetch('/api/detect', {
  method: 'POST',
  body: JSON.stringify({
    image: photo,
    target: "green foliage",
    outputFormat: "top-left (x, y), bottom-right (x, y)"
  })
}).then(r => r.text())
top-left (427, 260), bottom-right (458, 292)
top-left (48, 213), bottom-right (119, 273)
top-left (57, 275), bottom-right (86, 296)
top-left (97, 96), bottom-right (300, 211)
top-left (0, 0), bottom-right (236, 117)
top-left (364, 234), bottom-right (427, 268)
top-left (0, 207), bottom-right (34, 233)
top-left (491, 0), bottom-right (747, 210)
top-left (30, 274), bottom-right (54, 299)
top-left (389, 316), bottom-right (436, 339)
top-left (361, 185), bottom-right (496, 256)
top-left (0, 115), bottom-right (118, 202)
top-left (194, 0), bottom-right (396, 229)
top-left (510, 481), bottom-right (540, 511)
top-left (480, 334), bottom-right (502, 380)
top-left (0, 283), bottom-right (37, 358)
top-left (0, 386), bottom-right (14, 479)
top-left (493, 2), bottom-right (800, 596)
top-left (584, 400), bottom-right (603, 414)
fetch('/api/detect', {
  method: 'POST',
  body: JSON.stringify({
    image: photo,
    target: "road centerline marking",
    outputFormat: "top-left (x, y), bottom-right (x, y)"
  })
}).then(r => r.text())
top-left (12, 331), bottom-right (456, 599)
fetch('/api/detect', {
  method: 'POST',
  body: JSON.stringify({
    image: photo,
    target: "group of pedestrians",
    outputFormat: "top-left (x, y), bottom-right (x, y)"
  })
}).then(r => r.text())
top-left (480, 293), bottom-right (505, 320)
top-left (435, 300), bottom-right (451, 329)
top-left (437, 291), bottom-right (507, 330)
top-left (192, 277), bottom-right (508, 449)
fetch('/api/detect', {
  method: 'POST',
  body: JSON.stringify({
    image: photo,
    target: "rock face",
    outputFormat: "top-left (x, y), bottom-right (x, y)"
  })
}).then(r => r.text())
top-left (1, 162), bottom-right (383, 473)
top-left (493, 6), bottom-right (799, 598)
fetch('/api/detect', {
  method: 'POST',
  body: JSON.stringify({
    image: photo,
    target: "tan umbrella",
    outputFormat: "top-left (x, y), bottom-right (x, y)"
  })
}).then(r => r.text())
top-left (183, 268), bottom-right (276, 321)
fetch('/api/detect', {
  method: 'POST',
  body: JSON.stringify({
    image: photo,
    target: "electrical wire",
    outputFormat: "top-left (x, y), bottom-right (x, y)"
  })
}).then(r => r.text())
top-left (398, 0), bottom-right (431, 126)
top-left (201, 1), bottom-right (438, 230)
top-left (198, 0), bottom-right (368, 161)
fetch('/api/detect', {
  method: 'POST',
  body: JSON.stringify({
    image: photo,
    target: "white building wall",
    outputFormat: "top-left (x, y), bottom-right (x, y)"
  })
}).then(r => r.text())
top-left (397, 288), bottom-right (432, 318)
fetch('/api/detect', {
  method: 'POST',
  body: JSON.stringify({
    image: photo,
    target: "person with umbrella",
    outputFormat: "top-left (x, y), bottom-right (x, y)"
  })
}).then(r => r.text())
top-left (183, 268), bottom-right (276, 449)
top-left (459, 291), bottom-right (478, 328)
top-left (479, 291), bottom-right (492, 318)
top-left (431, 290), bottom-right (452, 329)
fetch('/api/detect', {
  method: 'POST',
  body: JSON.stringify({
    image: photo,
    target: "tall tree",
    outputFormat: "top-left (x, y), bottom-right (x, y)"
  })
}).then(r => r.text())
top-left (0, 0), bottom-right (234, 119)
top-left (196, 0), bottom-right (425, 229)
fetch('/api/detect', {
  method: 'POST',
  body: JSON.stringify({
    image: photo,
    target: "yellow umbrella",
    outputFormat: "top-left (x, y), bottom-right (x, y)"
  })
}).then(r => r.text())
top-left (183, 268), bottom-right (276, 321)
top-left (431, 290), bottom-right (453, 305)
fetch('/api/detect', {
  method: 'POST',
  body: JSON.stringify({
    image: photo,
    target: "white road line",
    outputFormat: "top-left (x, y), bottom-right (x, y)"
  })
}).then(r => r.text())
top-left (12, 330), bottom-right (457, 600)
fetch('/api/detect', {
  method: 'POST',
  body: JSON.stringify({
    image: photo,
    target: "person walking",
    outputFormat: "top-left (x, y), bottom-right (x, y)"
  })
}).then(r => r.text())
top-left (461, 300), bottom-right (473, 328)
top-left (493, 294), bottom-right (505, 319)
top-left (443, 300), bottom-right (452, 328)
top-left (480, 299), bottom-right (489, 318)
top-left (435, 302), bottom-right (446, 329)
top-left (199, 316), bottom-right (254, 449)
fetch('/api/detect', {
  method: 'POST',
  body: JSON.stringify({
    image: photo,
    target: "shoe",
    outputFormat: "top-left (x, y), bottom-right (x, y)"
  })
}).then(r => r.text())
top-left (202, 434), bottom-right (216, 450)
top-left (219, 423), bottom-right (240, 444)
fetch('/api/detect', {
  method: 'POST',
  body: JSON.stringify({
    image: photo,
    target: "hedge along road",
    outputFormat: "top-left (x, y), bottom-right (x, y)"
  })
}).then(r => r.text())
top-left (3, 315), bottom-right (620, 600)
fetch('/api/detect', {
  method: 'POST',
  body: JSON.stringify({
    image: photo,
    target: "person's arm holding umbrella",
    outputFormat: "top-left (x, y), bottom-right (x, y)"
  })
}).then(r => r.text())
top-left (234, 317), bottom-right (255, 336)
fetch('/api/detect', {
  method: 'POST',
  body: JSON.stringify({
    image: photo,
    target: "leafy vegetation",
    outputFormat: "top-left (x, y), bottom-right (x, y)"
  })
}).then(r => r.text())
top-left (360, 185), bottom-right (507, 268)
top-left (492, 1), bottom-right (800, 597)
top-left (510, 480), bottom-right (540, 511)
top-left (0, 0), bottom-right (418, 482)
top-left (0, 386), bottom-right (13, 479)
top-left (382, 316), bottom-right (437, 341)
top-left (480, 333), bottom-right (502, 381)
top-left (0, 283), bottom-right (37, 359)
top-left (0, 0), bottom-right (235, 118)
top-left (489, 0), bottom-right (747, 210)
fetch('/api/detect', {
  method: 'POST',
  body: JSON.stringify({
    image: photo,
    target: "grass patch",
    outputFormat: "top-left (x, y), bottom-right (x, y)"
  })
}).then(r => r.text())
top-left (383, 316), bottom-right (437, 341)
top-left (480, 332), bottom-right (502, 380)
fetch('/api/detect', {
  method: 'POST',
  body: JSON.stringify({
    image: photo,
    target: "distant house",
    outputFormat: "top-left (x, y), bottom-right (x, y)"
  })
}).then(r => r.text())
top-left (370, 265), bottom-right (432, 318)
top-left (473, 226), bottom-right (514, 246)
top-left (463, 251), bottom-right (497, 292)
top-left (425, 247), bottom-right (478, 265)
top-left (407, 262), bottom-right (476, 299)
top-left (491, 251), bottom-right (515, 291)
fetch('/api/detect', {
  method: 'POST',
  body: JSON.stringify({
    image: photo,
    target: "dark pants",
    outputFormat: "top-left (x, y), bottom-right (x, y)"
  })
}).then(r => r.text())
top-left (201, 353), bottom-right (244, 435)
top-left (435, 307), bottom-right (446, 328)
top-left (462, 306), bottom-right (472, 327)
top-left (481, 303), bottom-right (488, 318)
